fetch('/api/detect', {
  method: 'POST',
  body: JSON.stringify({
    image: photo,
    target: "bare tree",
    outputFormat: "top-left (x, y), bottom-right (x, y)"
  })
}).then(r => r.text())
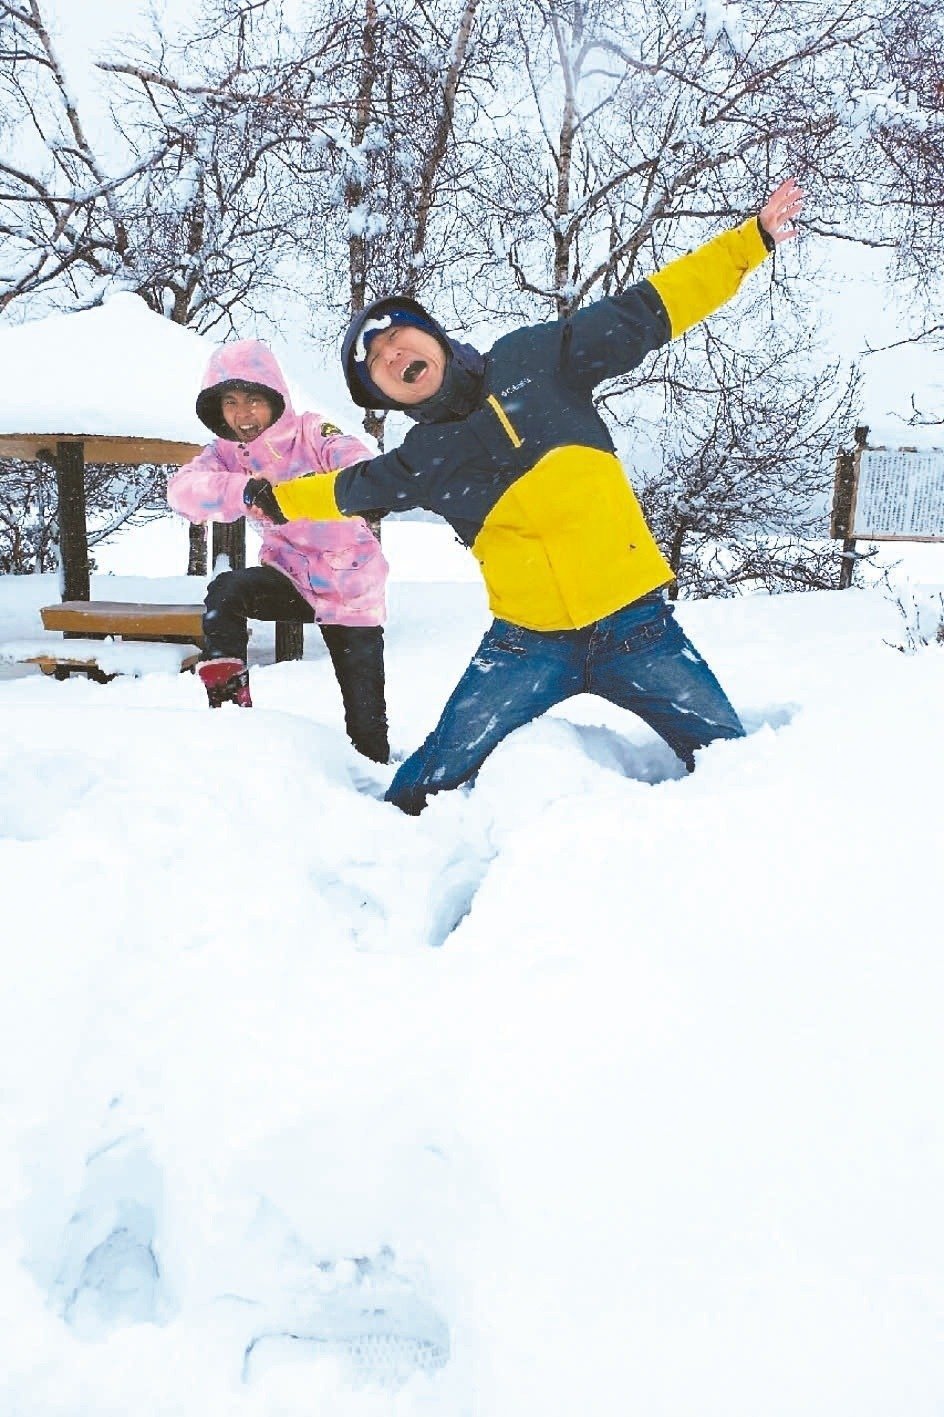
top-left (293, 0), bottom-right (510, 440)
top-left (0, 0), bottom-right (171, 312)
top-left (0, 456), bottom-right (167, 574)
top-left (631, 329), bottom-right (861, 596)
top-left (479, 0), bottom-right (944, 313)
top-left (453, 0), bottom-right (944, 592)
top-left (0, 459), bottom-right (58, 572)
top-left (0, 0), bottom-right (351, 330)
top-left (0, 0), bottom-right (351, 568)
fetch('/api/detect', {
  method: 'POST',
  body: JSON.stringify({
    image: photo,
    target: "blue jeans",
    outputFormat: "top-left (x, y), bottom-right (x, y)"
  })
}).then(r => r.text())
top-left (386, 592), bottom-right (744, 814)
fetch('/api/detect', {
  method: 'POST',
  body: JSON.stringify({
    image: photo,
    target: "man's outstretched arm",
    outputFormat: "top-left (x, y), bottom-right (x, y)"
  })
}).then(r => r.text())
top-left (561, 177), bottom-right (805, 384)
top-left (646, 176), bottom-right (805, 338)
top-left (244, 446), bottom-right (421, 524)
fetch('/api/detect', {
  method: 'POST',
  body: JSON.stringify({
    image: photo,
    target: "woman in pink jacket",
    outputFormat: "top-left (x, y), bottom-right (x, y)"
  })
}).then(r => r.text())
top-left (168, 340), bottom-right (390, 763)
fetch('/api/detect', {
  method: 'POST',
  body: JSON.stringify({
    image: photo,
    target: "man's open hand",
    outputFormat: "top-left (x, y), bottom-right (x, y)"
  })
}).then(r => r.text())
top-left (759, 177), bottom-right (805, 245)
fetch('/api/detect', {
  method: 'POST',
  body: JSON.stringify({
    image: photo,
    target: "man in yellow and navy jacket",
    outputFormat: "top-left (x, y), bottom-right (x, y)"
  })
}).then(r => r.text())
top-left (246, 178), bottom-right (805, 813)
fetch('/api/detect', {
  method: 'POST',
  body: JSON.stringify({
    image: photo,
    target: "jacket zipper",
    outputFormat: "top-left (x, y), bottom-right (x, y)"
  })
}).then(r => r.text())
top-left (486, 394), bottom-right (523, 448)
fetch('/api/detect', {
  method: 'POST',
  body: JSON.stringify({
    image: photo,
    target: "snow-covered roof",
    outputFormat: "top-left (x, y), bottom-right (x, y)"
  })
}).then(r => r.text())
top-left (0, 296), bottom-right (354, 456)
top-left (0, 293), bottom-right (213, 444)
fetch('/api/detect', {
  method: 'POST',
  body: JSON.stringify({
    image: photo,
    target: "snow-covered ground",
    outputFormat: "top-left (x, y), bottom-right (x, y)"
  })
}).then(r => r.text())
top-left (1, 521), bottom-right (942, 1417)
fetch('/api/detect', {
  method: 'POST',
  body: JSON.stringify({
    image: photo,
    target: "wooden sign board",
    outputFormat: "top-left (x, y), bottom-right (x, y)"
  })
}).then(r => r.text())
top-left (832, 444), bottom-right (944, 543)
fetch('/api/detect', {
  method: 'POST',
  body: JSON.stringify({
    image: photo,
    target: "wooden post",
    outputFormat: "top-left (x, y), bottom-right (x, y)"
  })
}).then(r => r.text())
top-left (275, 621), bottom-right (304, 662)
top-left (842, 426), bottom-right (870, 590)
top-left (54, 440), bottom-right (91, 602)
top-left (832, 427), bottom-right (870, 591)
top-left (832, 448), bottom-right (858, 590)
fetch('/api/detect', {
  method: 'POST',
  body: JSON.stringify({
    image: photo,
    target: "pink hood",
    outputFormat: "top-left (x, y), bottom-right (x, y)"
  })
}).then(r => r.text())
top-left (196, 340), bottom-right (292, 441)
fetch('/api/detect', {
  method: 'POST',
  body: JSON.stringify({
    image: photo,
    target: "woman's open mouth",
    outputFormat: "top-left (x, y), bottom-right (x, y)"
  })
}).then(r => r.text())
top-left (402, 360), bottom-right (427, 384)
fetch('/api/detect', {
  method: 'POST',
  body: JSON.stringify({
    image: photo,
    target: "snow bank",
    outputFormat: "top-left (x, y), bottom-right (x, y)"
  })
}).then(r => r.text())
top-left (0, 559), bottom-right (942, 1416)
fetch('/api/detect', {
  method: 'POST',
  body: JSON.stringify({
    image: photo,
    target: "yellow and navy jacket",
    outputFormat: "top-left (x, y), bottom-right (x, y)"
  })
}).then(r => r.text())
top-left (275, 217), bottom-right (771, 632)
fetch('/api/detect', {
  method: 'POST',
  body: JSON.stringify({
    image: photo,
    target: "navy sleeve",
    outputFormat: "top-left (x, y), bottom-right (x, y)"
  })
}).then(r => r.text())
top-left (333, 417), bottom-right (483, 519)
top-left (558, 281), bottom-right (671, 389)
top-left (333, 446), bottom-right (427, 517)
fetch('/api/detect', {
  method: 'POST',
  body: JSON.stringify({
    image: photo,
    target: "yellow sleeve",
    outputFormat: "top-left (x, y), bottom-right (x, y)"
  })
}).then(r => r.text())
top-left (645, 217), bottom-right (769, 340)
top-left (274, 470), bottom-right (347, 522)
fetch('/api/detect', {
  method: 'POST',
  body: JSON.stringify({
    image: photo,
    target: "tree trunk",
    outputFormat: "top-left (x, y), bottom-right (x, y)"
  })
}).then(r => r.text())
top-left (363, 408), bottom-right (386, 449)
top-left (362, 414), bottom-right (386, 546)
top-left (211, 517), bottom-right (246, 572)
top-left (666, 522), bottom-right (687, 600)
top-left (187, 521), bottom-right (208, 576)
top-left (275, 620), bottom-right (304, 662)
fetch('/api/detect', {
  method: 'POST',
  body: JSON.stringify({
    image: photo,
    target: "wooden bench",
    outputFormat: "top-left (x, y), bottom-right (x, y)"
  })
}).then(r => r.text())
top-left (5, 600), bottom-right (303, 681)
top-left (40, 600), bottom-right (205, 644)
top-left (22, 601), bottom-right (205, 682)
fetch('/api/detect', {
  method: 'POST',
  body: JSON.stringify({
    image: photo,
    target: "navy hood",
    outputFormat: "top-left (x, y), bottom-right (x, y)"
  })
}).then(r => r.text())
top-left (341, 296), bottom-right (485, 425)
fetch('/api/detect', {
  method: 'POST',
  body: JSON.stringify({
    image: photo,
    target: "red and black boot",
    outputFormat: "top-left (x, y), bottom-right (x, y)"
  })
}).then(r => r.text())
top-left (196, 658), bottom-right (253, 708)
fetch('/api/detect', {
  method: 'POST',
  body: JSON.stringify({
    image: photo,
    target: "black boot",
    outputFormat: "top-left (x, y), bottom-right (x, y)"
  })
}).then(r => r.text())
top-left (348, 721), bottom-right (390, 764)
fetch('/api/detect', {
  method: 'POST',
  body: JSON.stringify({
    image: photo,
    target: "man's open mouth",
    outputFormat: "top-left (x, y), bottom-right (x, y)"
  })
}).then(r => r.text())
top-left (402, 360), bottom-right (427, 384)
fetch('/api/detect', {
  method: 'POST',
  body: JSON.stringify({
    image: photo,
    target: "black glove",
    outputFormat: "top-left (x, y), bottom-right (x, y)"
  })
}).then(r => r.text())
top-left (243, 476), bottom-right (287, 524)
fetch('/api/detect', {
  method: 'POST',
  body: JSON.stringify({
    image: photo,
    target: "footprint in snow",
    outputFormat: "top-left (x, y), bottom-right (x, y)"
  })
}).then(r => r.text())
top-left (241, 1245), bottom-right (450, 1389)
top-left (47, 1133), bottom-right (172, 1340)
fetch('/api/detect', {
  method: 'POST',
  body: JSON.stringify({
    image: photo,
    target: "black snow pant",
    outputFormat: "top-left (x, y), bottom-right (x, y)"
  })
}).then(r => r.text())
top-left (203, 565), bottom-right (389, 763)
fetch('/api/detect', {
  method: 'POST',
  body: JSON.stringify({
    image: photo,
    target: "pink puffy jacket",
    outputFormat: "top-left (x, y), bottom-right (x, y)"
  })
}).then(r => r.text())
top-left (167, 340), bottom-right (387, 626)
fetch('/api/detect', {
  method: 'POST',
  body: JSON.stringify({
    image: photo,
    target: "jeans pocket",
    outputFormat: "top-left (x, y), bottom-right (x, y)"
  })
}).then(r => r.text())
top-left (619, 614), bottom-right (669, 654)
top-left (487, 622), bottom-right (528, 656)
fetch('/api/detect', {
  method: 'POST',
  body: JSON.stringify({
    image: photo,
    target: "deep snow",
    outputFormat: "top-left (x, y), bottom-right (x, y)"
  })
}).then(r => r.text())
top-left (0, 520), bottom-right (942, 1417)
